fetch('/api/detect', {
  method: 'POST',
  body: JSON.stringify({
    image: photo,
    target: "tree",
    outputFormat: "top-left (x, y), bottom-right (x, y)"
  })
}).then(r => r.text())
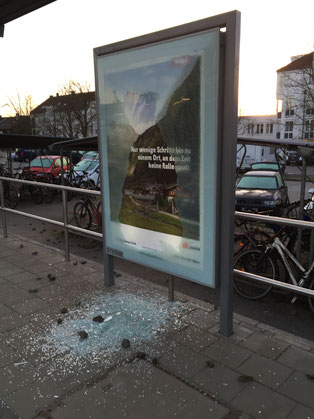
top-left (277, 53), bottom-right (314, 140)
top-left (3, 92), bottom-right (34, 116)
top-left (31, 80), bottom-right (97, 138)
top-left (54, 80), bottom-right (96, 138)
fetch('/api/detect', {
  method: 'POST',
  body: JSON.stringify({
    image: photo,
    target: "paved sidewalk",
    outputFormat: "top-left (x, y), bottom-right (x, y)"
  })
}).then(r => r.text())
top-left (0, 235), bottom-right (314, 419)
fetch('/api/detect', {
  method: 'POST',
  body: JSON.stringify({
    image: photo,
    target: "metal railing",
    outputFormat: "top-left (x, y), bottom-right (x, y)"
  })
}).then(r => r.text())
top-left (0, 176), bottom-right (102, 262)
top-left (1, 175), bottom-right (314, 298)
top-left (235, 210), bottom-right (314, 298)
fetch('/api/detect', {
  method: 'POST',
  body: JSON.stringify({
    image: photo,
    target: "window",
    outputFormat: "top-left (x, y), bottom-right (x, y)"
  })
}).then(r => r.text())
top-left (276, 132), bottom-right (280, 139)
top-left (247, 123), bottom-right (254, 134)
top-left (260, 124), bottom-right (264, 134)
top-left (257, 124), bottom-right (260, 134)
top-left (306, 103), bottom-right (314, 115)
top-left (284, 121), bottom-right (293, 138)
top-left (277, 174), bottom-right (283, 188)
top-left (285, 109), bottom-right (294, 117)
top-left (304, 120), bottom-right (314, 140)
top-left (237, 175), bottom-right (277, 190)
top-left (30, 158), bottom-right (53, 168)
top-left (265, 123), bottom-right (273, 134)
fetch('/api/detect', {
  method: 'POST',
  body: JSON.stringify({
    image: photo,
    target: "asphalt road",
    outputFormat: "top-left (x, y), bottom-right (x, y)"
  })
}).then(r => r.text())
top-left (1, 183), bottom-right (314, 342)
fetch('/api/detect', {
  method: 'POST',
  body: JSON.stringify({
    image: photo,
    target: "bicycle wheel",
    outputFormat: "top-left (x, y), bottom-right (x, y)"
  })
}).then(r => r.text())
top-left (74, 201), bottom-right (92, 229)
top-left (234, 231), bottom-right (270, 257)
top-left (307, 277), bottom-right (314, 314)
top-left (42, 187), bottom-right (55, 203)
top-left (234, 249), bottom-right (276, 300)
top-left (31, 186), bottom-right (43, 204)
top-left (5, 183), bottom-right (19, 209)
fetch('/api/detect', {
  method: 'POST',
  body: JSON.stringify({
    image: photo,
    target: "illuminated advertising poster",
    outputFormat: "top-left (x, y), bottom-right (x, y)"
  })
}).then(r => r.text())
top-left (96, 29), bottom-right (219, 287)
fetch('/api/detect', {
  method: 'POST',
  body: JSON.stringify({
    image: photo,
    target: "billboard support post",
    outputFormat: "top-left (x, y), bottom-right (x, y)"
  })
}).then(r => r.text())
top-left (218, 11), bottom-right (241, 336)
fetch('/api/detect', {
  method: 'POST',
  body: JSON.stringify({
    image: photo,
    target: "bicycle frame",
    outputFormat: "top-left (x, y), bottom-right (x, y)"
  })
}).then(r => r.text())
top-left (271, 237), bottom-right (314, 286)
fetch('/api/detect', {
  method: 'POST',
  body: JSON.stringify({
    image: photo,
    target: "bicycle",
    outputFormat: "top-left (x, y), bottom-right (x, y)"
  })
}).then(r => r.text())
top-left (73, 195), bottom-right (102, 230)
top-left (233, 235), bottom-right (314, 313)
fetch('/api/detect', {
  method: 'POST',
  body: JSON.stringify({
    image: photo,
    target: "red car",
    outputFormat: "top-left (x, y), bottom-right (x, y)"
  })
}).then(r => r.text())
top-left (27, 156), bottom-right (71, 179)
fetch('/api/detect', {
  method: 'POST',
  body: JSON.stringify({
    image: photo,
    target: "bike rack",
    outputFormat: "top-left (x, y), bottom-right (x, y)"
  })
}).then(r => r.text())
top-left (2, 176), bottom-right (314, 299)
top-left (0, 176), bottom-right (102, 263)
top-left (235, 210), bottom-right (314, 298)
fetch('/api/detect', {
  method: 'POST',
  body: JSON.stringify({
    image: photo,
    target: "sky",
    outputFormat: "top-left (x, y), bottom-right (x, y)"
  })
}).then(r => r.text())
top-left (0, 0), bottom-right (313, 117)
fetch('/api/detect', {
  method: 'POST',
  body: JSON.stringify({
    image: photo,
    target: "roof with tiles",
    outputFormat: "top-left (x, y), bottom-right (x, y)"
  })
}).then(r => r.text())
top-left (277, 51), bottom-right (314, 73)
top-left (31, 91), bottom-right (96, 115)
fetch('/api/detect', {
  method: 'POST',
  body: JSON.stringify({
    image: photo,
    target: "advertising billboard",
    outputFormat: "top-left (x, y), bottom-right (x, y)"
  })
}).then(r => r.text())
top-left (95, 28), bottom-right (221, 287)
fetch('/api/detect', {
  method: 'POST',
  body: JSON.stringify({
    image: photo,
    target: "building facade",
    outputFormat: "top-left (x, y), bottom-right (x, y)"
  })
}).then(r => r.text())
top-left (276, 51), bottom-right (314, 141)
top-left (30, 91), bottom-right (97, 138)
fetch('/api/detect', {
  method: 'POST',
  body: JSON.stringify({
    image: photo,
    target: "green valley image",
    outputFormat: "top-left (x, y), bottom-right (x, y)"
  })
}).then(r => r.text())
top-left (101, 54), bottom-right (201, 240)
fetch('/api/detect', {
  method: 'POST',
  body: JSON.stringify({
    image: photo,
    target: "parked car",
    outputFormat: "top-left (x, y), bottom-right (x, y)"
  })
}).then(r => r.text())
top-left (235, 170), bottom-right (289, 214)
top-left (250, 161), bottom-right (286, 174)
top-left (71, 158), bottom-right (100, 188)
top-left (26, 156), bottom-right (71, 179)
top-left (82, 151), bottom-right (99, 160)
top-left (285, 150), bottom-right (302, 166)
top-left (15, 149), bottom-right (38, 162)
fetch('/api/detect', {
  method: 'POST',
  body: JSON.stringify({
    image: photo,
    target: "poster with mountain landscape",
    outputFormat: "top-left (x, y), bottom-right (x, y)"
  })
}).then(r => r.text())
top-left (96, 28), bottom-right (220, 286)
top-left (102, 55), bottom-right (200, 240)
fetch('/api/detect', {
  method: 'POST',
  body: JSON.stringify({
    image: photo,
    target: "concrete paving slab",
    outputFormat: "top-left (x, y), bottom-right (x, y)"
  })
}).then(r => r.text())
top-left (239, 332), bottom-right (290, 360)
top-left (277, 346), bottom-right (314, 374)
top-left (180, 307), bottom-right (220, 330)
top-left (5, 271), bottom-right (38, 284)
top-left (0, 281), bottom-right (19, 294)
top-left (4, 254), bottom-right (39, 268)
top-left (0, 288), bottom-right (36, 306)
top-left (2, 379), bottom-right (62, 419)
top-left (0, 342), bottom-right (21, 368)
top-left (158, 344), bottom-right (209, 379)
top-left (236, 353), bottom-right (293, 390)
top-left (56, 261), bottom-right (97, 277)
top-left (201, 338), bottom-right (253, 369)
top-left (0, 304), bottom-right (13, 316)
top-left (0, 247), bottom-right (20, 259)
top-left (41, 255), bottom-right (67, 265)
top-left (35, 284), bottom-right (69, 300)
top-left (279, 371), bottom-right (314, 409)
top-left (50, 361), bottom-right (230, 419)
top-left (0, 361), bottom-right (37, 397)
top-left (24, 262), bottom-right (53, 274)
top-left (16, 277), bottom-right (53, 291)
top-left (231, 382), bottom-right (296, 418)
top-left (0, 312), bottom-right (27, 333)
top-left (0, 264), bottom-right (24, 277)
top-left (191, 363), bottom-right (249, 402)
top-left (0, 401), bottom-right (20, 419)
top-left (10, 297), bottom-right (51, 316)
top-left (172, 324), bottom-right (219, 352)
top-left (287, 403), bottom-right (314, 419)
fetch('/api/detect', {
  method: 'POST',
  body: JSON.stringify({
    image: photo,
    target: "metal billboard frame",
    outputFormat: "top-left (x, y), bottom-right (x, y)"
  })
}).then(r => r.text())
top-left (94, 10), bottom-right (240, 336)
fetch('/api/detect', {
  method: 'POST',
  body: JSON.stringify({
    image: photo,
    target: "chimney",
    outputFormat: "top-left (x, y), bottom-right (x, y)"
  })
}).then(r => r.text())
top-left (290, 55), bottom-right (304, 62)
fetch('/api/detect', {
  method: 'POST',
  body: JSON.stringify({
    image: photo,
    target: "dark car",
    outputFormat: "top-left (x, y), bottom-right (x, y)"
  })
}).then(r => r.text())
top-left (235, 170), bottom-right (289, 214)
top-left (285, 150), bottom-right (302, 166)
top-left (15, 149), bottom-right (38, 162)
top-left (250, 161), bottom-right (286, 174)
